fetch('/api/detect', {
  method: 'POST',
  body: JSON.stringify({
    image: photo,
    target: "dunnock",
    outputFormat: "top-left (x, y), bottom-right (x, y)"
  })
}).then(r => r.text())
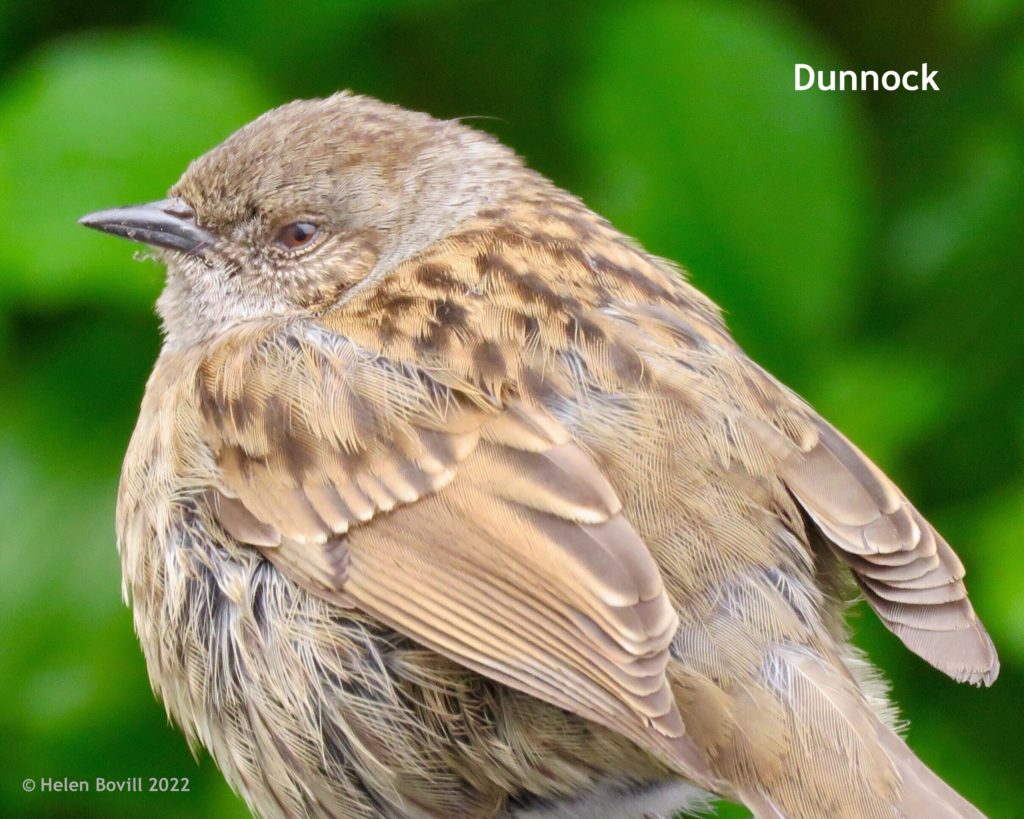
top-left (80, 93), bottom-right (997, 818)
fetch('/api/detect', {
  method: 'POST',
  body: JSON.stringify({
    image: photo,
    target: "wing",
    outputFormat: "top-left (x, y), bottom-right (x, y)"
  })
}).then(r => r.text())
top-left (745, 404), bottom-right (998, 686)
top-left (194, 324), bottom-right (712, 784)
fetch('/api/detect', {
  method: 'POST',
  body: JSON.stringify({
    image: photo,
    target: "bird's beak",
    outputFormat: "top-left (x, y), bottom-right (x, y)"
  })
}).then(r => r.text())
top-left (78, 198), bottom-right (215, 257)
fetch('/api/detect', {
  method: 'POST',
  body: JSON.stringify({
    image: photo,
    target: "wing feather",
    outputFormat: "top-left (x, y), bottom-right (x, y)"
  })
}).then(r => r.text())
top-left (746, 413), bottom-right (998, 685)
top-left (195, 330), bottom-right (712, 784)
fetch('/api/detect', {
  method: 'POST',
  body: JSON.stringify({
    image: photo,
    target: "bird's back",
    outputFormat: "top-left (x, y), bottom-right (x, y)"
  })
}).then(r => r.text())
top-left (313, 182), bottom-right (993, 816)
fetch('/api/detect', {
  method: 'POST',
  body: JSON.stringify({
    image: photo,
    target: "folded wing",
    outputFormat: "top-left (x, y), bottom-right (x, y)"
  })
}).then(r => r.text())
top-left (747, 411), bottom-right (998, 686)
top-left (194, 326), bottom-right (712, 785)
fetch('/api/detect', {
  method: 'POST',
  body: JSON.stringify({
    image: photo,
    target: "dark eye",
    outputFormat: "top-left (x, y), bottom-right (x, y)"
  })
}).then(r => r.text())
top-left (274, 221), bottom-right (319, 250)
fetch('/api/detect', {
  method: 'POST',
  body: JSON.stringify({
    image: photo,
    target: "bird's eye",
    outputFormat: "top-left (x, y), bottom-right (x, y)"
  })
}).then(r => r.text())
top-left (274, 221), bottom-right (320, 251)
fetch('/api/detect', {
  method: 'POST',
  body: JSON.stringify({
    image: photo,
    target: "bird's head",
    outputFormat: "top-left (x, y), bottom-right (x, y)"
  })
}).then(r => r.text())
top-left (79, 92), bottom-right (523, 348)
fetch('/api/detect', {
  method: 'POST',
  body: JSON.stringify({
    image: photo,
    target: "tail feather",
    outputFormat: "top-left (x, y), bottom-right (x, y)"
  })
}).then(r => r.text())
top-left (735, 718), bottom-right (986, 819)
top-left (710, 647), bottom-right (987, 818)
top-left (881, 729), bottom-right (985, 819)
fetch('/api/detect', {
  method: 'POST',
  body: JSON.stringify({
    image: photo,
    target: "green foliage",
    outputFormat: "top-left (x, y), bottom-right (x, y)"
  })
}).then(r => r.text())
top-left (0, 1), bottom-right (1021, 816)
top-left (574, 1), bottom-right (867, 376)
top-left (0, 34), bottom-right (270, 306)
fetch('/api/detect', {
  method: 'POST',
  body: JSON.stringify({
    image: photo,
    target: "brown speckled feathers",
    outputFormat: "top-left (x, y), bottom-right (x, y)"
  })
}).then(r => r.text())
top-left (105, 93), bottom-right (996, 819)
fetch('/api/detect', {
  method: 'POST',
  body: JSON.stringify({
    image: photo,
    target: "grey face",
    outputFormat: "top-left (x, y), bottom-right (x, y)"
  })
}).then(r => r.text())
top-left (77, 92), bottom-right (522, 349)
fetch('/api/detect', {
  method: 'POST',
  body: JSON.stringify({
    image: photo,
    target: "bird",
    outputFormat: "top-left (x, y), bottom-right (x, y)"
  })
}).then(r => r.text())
top-left (79, 92), bottom-right (998, 819)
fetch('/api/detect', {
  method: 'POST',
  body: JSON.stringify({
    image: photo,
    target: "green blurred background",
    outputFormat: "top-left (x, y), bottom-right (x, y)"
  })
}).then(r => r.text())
top-left (1, 0), bottom-right (1022, 816)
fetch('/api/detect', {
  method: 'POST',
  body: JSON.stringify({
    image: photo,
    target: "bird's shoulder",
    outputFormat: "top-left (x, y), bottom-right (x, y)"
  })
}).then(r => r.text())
top-left (316, 192), bottom-right (736, 401)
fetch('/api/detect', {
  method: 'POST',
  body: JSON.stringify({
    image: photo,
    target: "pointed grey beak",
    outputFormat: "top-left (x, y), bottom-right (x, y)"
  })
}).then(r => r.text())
top-left (78, 198), bottom-right (214, 256)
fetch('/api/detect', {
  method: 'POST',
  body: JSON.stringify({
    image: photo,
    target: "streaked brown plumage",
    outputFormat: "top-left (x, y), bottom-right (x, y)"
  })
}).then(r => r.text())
top-left (82, 92), bottom-right (998, 818)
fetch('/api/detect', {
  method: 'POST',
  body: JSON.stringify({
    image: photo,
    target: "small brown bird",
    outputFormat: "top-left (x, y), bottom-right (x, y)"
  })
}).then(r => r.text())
top-left (80, 93), bottom-right (997, 818)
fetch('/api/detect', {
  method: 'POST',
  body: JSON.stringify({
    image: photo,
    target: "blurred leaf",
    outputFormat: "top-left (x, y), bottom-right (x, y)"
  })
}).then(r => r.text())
top-left (0, 32), bottom-right (270, 307)
top-left (572, 0), bottom-right (870, 378)
top-left (807, 344), bottom-right (954, 467)
top-left (0, 12), bottom-right (8, 64)
top-left (973, 484), bottom-right (1024, 664)
top-left (2, 307), bottom-right (159, 472)
top-left (948, 0), bottom-right (1024, 42)
top-left (164, 0), bottom-right (455, 82)
top-left (888, 119), bottom-right (1024, 284)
